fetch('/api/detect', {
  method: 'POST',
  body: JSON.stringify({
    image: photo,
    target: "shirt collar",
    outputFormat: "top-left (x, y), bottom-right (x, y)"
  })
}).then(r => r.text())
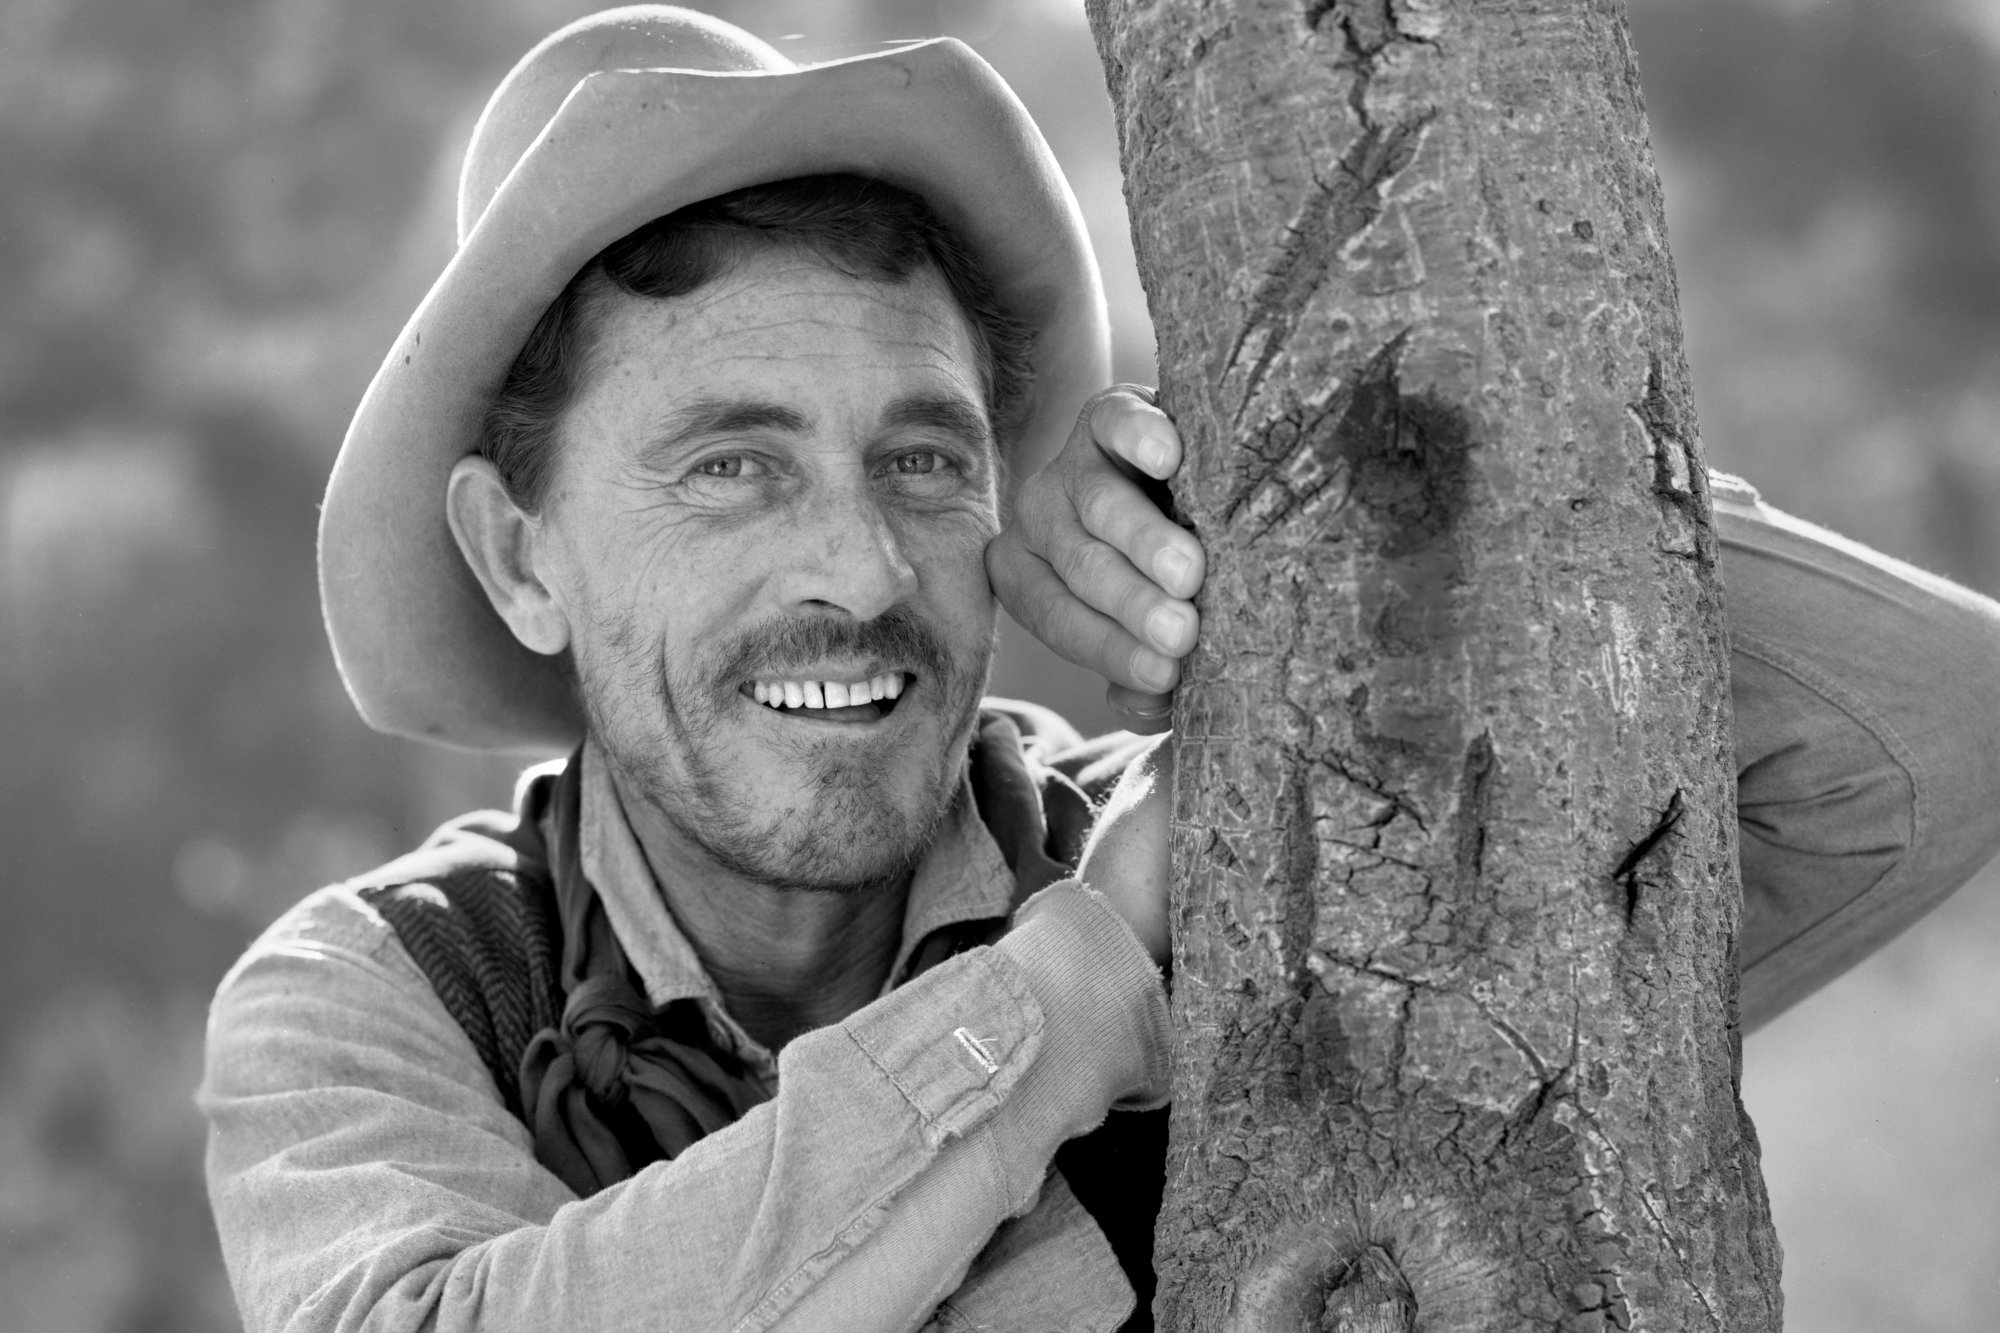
top-left (574, 739), bottom-right (1020, 1060)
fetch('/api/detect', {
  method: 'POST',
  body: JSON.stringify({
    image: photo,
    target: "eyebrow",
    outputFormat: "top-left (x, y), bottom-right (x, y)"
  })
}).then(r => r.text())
top-left (645, 397), bottom-right (813, 458)
top-left (880, 393), bottom-right (995, 448)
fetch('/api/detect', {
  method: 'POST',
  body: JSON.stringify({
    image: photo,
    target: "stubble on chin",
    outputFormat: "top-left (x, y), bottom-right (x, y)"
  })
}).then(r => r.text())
top-left (575, 606), bottom-right (995, 894)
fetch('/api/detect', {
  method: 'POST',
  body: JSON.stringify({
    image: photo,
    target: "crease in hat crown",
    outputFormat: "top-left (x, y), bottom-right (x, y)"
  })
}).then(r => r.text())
top-left (458, 7), bottom-right (796, 244)
top-left (319, 4), bottom-right (1111, 754)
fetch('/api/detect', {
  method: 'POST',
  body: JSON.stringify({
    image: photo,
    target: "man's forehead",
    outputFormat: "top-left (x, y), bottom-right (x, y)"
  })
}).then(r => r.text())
top-left (559, 251), bottom-right (994, 459)
top-left (582, 257), bottom-right (984, 391)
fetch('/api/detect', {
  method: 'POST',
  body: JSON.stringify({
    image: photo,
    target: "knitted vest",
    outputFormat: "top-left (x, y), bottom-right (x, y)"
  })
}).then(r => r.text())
top-left (361, 713), bottom-right (1169, 1329)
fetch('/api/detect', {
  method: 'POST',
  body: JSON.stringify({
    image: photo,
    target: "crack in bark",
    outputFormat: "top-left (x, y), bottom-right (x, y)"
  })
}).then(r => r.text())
top-left (1627, 356), bottom-right (1693, 504)
top-left (1224, 331), bottom-right (1405, 531)
top-left (1223, 106), bottom-right (1433, 417)
top-left (1628, 355), bottom-right (1721, 566)
top-left (1314, 741), bottom-right (1429, 836)
top-left (1453, 730), bottom-right (1494, 894)
top-left (1308, 0), bottom-right (1437, 116)
top-left (1569, 1105), bottom-right (1726, 1330)
top-left (1610, 789), bottom-right (1685, 926)
top-left (1476, 1003), bottom-right (1554, 1086)
top-left (1280, 752), bottom-right (1323, 1000)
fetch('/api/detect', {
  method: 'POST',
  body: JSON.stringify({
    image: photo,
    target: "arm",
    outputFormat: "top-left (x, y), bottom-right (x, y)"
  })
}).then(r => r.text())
top-left (1716, 476), bottom-right (2000, 1026)
top-left (992, 406), bottom-right (2000, 1025)
top-left (200, 880), bottom-right (1168, 1333)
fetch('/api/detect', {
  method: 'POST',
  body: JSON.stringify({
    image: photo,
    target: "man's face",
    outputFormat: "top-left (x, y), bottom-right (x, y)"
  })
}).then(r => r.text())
top-left (531, 250), bottom-right (1002, 891)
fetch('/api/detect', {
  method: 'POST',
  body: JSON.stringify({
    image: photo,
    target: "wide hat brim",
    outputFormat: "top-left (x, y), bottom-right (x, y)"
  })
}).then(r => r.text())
top-left (319, 35), bottom-right (1111, 753)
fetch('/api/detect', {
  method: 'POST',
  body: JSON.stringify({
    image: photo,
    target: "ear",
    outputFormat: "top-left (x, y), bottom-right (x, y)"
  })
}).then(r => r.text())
top-left (445, 455), bottom-right (571, 656)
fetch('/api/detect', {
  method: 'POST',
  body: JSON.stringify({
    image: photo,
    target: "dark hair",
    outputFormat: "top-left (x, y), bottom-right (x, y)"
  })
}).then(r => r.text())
top-left (478, 173), bottom-right (1036, 510)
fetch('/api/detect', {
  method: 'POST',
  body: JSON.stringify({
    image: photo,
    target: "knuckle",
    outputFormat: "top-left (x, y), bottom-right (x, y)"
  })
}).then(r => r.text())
top-left (1074, 388), bottom-right (1119, 438)
top-left (1076, 479), bottom-right (1124, 538)
top-left (1052, 532), bottom-right (1101, 584)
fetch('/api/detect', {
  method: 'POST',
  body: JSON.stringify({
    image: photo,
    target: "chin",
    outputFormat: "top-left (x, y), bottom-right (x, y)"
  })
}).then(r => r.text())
top-left (696, 763), bottom-right (962, 893)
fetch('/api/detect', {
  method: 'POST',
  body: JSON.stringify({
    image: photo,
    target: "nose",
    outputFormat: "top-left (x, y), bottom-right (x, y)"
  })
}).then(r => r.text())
top-left (770, 480), bottom-right (920, 621)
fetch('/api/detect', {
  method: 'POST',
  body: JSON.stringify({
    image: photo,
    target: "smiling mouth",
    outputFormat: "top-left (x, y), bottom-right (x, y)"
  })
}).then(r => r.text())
top-left (744, 671), bottom-right (909, 723)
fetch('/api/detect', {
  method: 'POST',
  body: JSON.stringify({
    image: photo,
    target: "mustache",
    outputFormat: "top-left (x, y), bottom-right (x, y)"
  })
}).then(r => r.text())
top-left (706, 604), bottom-right (954, 687)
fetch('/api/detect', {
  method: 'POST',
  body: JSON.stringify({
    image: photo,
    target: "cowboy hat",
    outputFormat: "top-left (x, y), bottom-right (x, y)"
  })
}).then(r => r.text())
top-left (318, 5), bottom-right (1111, 753)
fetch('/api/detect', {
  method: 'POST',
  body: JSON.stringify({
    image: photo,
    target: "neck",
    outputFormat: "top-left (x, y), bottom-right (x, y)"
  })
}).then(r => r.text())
top-left (604, 769), bottom-right (913, 1052)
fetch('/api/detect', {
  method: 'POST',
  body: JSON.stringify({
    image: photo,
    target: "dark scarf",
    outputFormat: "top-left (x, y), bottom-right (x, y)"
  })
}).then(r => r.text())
top-left (513, 711), bottom-right (1095, 1195)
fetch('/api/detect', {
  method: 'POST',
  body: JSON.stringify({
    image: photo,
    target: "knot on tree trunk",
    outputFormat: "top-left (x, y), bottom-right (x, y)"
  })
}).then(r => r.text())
top-left (1226, 1232), bottom-right (1418, 1333)
top-left (1319, 1245), bottom-right (1418, 1332)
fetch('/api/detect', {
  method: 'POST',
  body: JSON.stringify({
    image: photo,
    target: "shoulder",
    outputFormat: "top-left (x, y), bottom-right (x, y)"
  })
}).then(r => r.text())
top-left (209, 774), bottom-right (554, 1020)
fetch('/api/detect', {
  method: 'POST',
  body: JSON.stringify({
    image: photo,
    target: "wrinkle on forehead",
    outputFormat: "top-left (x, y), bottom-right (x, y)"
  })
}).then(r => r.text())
top-left (578, 258), bottom-right (986, 428)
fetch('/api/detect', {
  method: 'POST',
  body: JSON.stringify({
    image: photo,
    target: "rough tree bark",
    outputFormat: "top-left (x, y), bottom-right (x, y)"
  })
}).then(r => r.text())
top-left (1083, 1), bottom-right (1784, 1329)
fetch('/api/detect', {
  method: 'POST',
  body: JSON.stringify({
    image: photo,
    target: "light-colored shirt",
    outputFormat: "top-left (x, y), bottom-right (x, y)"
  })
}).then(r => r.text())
top-left (202, 748), bottom-right (1171, 1332)
top-left (198, 477), bottom-right (2000, 1331)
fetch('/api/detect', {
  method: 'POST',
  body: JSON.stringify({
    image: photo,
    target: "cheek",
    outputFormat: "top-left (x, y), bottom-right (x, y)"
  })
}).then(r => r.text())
top-left (912, 521), bottom-right (1000, 643)
top-left (551, 524), bottom-right (738, 670)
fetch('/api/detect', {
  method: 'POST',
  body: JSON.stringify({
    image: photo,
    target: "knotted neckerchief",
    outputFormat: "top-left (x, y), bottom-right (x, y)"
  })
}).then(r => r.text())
top-left (516, 711), bottom-right (1095, 1197)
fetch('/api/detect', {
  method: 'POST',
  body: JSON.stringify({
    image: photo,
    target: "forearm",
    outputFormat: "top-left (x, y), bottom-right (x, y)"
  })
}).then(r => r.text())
top-left (201, 884), bottom-right (1168, 1333)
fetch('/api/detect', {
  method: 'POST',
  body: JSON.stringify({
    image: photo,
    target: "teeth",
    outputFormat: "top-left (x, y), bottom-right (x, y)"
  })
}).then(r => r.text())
top-left (751, 672), bottom-right (908, 711)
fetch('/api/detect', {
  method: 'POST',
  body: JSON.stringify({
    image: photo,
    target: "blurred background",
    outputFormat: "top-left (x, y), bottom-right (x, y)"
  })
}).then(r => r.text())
top-left (2, 0), bottom-right (1997, 1327)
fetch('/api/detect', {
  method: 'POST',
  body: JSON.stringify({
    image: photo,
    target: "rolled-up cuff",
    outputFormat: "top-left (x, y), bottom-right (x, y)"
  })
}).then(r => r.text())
top-left (987, 880), bottom-right (1171, 1196)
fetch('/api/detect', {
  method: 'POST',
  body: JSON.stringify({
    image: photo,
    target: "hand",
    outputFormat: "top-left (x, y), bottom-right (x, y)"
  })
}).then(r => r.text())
top-left (1076, 732), bottom-right (1174, 966)
top-left (986, 387), bottom-right (1205, 734)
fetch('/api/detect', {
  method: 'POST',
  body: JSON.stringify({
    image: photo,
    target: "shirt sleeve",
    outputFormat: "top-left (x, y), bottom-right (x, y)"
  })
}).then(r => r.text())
top-left (199, 879), bottom-right (1169, 1333)
top-left (1717, 473), bottom-right (2000, 1027)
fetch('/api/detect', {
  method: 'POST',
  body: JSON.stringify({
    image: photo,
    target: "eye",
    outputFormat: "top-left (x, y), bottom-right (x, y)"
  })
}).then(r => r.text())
top-left (894, 450), bottom-right (941, 475)
top-left (697, 456), bottom-right (745, 479)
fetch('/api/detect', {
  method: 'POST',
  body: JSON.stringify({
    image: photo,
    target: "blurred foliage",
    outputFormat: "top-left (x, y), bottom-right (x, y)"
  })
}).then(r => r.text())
top-left (2, 0), bottom-right (1998, 1328)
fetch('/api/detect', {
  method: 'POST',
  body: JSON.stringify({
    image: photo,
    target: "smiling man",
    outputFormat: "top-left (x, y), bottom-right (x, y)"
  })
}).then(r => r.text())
top-left (201, 11), bottom-right (1186, 1332)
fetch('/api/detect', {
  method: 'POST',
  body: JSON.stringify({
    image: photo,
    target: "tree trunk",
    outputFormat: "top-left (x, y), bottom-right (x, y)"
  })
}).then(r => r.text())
top-left (1083, 1), bottom-right (1784, 1329)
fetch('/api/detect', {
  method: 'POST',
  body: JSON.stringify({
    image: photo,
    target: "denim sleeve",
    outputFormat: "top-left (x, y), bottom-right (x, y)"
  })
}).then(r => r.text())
top-left (199, 880), bottom-right (1169, 1333)
top-left (1717, 474), bottom-right (2000, 1027)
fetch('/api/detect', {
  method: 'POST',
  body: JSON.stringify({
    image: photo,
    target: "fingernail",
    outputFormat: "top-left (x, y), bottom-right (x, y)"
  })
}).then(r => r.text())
top-left (1146, 605), bottom-right (1192, 653)
top-left (1155, 547), bottom-right (1193, 591)
top-left (1136, 640), bottom-right (1176, 688)
top-left (1141, 434), bottom-right (1173, 476)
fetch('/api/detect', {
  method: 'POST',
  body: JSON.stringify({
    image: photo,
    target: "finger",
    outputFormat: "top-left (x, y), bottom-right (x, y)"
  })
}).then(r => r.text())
top-left (996, 469), bottom-right (1197, 656)
top-left (1107, 683), bottom-right (1175, 736)
top-left (1071, 460), bottom-right (1207, 601)
top-left (988, 541), bottom-right (1182, 693)
top-left (1043, 523), bottom-right (1200, 658)
top-left (1084, 386), bottom-right (1181, 480)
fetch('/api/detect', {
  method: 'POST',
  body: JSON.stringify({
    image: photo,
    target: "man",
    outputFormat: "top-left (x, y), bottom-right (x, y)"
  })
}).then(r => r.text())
top-left (201, 7), bottom-right (2000, 1332)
